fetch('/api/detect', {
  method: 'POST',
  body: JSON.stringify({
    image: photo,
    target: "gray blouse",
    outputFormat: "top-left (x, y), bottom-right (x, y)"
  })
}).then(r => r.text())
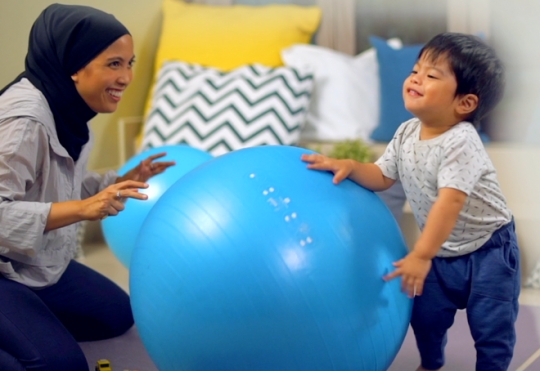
top-left (0, 78), bottom-right (117, 287)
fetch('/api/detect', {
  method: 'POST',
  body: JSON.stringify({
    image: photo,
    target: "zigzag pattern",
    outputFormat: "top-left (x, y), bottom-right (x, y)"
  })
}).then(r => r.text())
top-left (141, 62), bottom-right (314, 156)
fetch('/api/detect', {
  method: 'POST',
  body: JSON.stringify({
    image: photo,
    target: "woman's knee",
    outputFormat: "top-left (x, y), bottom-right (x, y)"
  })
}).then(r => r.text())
top-left (45, 349), bottom-right (88, 371)
top-left (103, 301), bottom-right (134, 338)
top-left (0, 345), bottom-right (88, 371)
top-left (104, 291), bottom-right (134, 337)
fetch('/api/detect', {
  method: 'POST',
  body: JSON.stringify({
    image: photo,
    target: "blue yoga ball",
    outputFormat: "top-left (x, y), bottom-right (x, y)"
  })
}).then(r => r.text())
top-left (130, 145), bottom-right (412, 371)
top-left (102, 145), bottom-right (212, 268)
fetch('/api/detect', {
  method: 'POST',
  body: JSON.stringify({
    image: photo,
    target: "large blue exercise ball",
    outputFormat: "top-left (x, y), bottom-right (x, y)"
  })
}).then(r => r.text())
top-left (102, 145), bottom-right (212, 268)
top-left (130, 145), bottom-right (412, 371)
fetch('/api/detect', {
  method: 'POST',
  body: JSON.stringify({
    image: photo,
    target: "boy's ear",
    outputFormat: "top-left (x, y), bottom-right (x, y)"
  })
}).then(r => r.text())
top-left (457, 94), bottom-right (479, 116)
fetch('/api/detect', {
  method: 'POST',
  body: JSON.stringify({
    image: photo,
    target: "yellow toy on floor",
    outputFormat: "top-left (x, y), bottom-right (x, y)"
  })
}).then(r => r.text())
top-left (95, 358), bottom-right (141, 371)
top-left (95, 359), bottom-right (112, 371)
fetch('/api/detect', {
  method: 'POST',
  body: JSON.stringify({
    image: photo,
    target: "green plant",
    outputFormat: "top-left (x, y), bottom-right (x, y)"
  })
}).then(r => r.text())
top-left (327, 139), bottom-right (374, 163)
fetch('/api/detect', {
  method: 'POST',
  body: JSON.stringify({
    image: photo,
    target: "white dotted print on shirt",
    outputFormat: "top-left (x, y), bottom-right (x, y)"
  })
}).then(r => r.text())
top-left (375, 119), bottom-right (511, 256)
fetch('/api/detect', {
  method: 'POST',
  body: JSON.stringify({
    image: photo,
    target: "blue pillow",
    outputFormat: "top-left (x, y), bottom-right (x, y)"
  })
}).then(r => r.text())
top-left (369, 36), bottom-right (423, 142)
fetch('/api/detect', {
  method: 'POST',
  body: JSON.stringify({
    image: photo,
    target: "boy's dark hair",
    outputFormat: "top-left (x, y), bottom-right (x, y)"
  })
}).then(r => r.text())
top-left (419, 32), bottom-right (504, 126)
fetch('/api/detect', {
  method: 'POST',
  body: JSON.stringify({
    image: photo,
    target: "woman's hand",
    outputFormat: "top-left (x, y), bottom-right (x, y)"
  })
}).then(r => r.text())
top-left (301, 154), bottom-right (354, 184)
top-left (118, 152), bottom-right (176, 183)
top-left (81, 180), bottom-right (149, 221)
top-left (46, 181), bottom-right (150, 231)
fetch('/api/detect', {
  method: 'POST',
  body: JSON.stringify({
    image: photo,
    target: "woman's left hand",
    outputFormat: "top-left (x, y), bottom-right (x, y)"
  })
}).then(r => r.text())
top-left (117, 152), bottom-right (176, 183)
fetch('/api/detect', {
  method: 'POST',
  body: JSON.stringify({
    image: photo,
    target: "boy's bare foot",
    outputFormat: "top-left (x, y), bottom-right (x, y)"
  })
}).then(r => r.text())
top-left (416, 366), bottom-right (441, 371)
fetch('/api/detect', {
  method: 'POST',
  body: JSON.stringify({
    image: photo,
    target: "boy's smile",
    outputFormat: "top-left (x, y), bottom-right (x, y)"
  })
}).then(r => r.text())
top-left (402, 53), bottom-right (469, 135)
top-left (406, 88), bottom-right (423, 97)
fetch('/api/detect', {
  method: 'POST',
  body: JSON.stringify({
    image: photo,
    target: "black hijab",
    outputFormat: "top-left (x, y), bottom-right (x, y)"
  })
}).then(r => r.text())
top-left (0, 4), bottom-right (130, 161)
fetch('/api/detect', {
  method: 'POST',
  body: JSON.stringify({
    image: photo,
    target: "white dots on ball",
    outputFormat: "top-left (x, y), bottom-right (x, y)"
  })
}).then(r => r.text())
top-left (284, 212), bottom-right (297, 221)
top-left (268, 198), bottom-right (278, 207)
top-left (250, 173), bottom-right (256, 178)
top-left (263, 187), bottom-right (275, 196)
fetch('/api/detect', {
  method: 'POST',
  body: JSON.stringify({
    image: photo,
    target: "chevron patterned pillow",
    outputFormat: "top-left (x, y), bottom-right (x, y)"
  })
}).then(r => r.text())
top-left (140, 61), bottom-right (314, 156)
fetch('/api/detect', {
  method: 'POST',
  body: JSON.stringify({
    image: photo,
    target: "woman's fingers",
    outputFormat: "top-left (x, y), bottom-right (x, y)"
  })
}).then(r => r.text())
top-left (107, 204), bottom-right (120, 216)
top-left (116, 180), bottom-right (148, 190)
top-left (99, 181), bottom-right (149, 219)
top-left (150, 161), bottom-right (176, 174)
top-left (144, 153), bottom-right (176, 173)
top-left (146, 152), bottom-right (167, 162)
top-left (113, 187), bottom-right (147, 203)
top-left (114, 181), bottom-right (148, 198)
top-left (123, 190), bottom-right (147, 201)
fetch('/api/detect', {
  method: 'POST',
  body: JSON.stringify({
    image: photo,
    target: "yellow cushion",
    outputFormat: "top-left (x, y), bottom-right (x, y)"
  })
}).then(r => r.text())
top-left (155, 0), bottom-right (321, 72)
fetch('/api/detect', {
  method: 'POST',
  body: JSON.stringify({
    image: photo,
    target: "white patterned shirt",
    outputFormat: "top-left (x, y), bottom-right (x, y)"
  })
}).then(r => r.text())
top-left (375, 118), bottom-right (512, 257)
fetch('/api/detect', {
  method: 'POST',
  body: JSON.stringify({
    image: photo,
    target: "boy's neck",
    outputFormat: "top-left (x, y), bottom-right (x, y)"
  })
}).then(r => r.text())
top-left (419, 116), bottom-right (464, 140)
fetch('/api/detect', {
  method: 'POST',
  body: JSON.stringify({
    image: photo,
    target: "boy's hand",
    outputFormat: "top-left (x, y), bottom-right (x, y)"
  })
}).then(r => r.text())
top-left (383, 251), bottom-right (432, 298)
top-left (301, 154), bottom-right (354, 184)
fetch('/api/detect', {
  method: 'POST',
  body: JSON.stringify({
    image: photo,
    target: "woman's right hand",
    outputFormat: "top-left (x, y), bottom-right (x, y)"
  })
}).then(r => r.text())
top-left (82, 180), bottom-right (148, 221)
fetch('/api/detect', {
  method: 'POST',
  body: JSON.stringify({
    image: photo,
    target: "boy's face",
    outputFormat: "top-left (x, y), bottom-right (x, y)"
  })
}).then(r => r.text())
top-left (402, 53), bottom-right (462, 125)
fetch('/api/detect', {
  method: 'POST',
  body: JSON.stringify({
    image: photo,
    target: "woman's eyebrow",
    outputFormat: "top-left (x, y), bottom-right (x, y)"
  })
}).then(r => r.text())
top-left (105, 55), bottom-right (135, 62)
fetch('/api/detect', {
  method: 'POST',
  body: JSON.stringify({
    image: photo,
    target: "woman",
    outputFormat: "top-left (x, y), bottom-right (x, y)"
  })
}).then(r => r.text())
top-left (0, 4), bottom-right (173, 370)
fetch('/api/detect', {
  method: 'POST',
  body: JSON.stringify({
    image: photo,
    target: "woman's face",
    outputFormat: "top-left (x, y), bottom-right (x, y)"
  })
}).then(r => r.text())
top-left (71, 34), bottom-right (134, 113)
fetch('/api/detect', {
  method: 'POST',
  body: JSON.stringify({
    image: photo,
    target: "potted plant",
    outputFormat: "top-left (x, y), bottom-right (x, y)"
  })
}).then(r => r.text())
top-left (304, 139), bottom-right (374, 163)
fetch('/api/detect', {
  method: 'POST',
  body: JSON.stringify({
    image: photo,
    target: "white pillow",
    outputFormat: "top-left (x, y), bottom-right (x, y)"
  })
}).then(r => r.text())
top-left (281, 39), bottom-right (402, 142)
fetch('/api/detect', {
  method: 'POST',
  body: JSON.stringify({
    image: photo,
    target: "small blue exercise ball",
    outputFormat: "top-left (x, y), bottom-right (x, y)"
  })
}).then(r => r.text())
top-left (130, 145), bottom-right (412, 371)
top-left (102, 145), bottom-right (212, 268)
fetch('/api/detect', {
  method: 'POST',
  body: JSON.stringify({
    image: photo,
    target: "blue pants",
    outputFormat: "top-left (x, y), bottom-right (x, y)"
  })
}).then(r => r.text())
top-left (411, 221), bottom-right (521, 371)
top-left (0, 260), bottom-right (133, 371)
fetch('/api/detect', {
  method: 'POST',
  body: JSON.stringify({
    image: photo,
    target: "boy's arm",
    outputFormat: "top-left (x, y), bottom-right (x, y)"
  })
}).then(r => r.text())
top-left (347, 160), bottom-right (396, 191)
top-left (301, 155), bottom-right (396, 192)
top-left (384, 187), bottom-right (467, 297)
top-left (413, 187), bottom-right (467, 260)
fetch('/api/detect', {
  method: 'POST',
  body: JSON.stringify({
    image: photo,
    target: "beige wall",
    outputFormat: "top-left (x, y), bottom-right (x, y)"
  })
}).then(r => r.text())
top-left (447, 0), bottom-right (540, 146)
top-left (488, 0), bottom-right (540, 145)
top-left (0, 0), bottom-right (163, 170)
